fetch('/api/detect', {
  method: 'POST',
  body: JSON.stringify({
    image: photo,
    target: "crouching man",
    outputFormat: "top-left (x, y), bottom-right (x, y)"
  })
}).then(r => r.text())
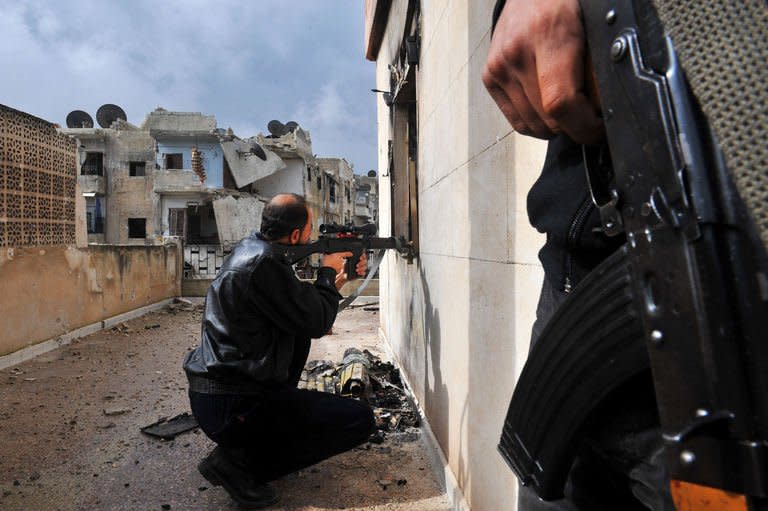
top-left (183, 193), bottom-right (373, 509)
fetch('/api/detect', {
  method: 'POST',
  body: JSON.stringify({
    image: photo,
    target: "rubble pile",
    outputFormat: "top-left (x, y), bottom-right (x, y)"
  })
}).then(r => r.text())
top-left (166, 297), bottom-right (204, 314)
top-left (298, 348), bottom-right (420, 437)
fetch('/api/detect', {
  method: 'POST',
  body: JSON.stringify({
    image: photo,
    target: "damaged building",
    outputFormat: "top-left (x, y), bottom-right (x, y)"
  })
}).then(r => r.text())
top-left (61, 108), bottom-right (368, 282)
top-left (354, 170), bottom-right (379, 226)
top-left (0, 104), bottom-right (181, 357)
top-left (316, 157), bottom-right (356, 226)
top-left (253, 125), bottom-right (357, 230)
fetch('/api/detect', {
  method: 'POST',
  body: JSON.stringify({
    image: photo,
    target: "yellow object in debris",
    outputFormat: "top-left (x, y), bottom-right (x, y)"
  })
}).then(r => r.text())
top-left (670, 480), bottom-right (748, 511)
top-left (339, 361), bottom-right (367, 397)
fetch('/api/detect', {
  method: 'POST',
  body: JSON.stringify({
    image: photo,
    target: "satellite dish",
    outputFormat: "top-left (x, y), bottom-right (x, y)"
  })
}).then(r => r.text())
top-left (267, 120), bottom-right (287, 137)
top-left (250, 142), bottom-right (267, 161)
top-left (96, 104), bottom-right (127, 128)
top-left (367, 170), bottom-right (377, 177)
top-left (285, 121), bottom-right (299, 133)
top-left (66, 110), bottom-right (94, 128)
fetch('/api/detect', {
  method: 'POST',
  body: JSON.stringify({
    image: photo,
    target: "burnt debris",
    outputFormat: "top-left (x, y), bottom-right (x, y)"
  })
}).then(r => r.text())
top-left (298, 348), bottom-right (420, 437)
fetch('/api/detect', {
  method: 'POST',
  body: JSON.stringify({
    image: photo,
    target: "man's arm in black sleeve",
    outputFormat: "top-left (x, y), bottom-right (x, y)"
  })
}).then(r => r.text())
top-left (250, 257), bottom-right (342, 339)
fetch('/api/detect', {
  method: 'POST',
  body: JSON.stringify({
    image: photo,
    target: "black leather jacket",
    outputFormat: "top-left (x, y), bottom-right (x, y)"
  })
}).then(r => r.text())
top-left (182, 233), bottom-right (341, 391)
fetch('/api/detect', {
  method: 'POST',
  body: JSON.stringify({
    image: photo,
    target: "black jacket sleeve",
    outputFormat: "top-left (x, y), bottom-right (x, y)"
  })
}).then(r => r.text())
top-left (249, 257), bottom-right (342, 339)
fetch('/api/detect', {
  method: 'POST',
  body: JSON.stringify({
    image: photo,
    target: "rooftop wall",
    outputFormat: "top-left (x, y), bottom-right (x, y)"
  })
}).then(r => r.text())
top-left (0, 243), bottom-right (181, 356)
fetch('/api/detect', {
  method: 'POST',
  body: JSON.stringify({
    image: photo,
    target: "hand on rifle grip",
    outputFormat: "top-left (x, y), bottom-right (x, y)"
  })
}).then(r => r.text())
top-left (321, 251), bottom-right (353, 275)
top-left (482, 0), bottom-right (605, 144)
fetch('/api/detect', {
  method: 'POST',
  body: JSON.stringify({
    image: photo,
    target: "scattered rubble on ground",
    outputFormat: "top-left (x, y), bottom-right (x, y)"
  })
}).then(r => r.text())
top-left (0, 305), bottom-right (449, 510)
top-left (299, 348), bottom-right (421, 443)
top-left (167, 298), bottom-right (204, 314)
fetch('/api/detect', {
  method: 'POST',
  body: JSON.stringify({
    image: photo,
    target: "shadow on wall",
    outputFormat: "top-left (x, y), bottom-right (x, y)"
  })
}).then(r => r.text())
top-left (460, 2), bottom-right (522, 509)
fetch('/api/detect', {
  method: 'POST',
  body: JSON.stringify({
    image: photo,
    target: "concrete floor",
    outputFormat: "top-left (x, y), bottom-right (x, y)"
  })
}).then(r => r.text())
top-left (0, 299), bottom-right (451, 511)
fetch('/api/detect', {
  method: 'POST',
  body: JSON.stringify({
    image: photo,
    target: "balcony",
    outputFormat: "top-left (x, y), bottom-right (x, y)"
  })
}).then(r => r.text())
top-left (154, 169), bottom-right (208, 193)
top-left (78, 175), bottom-right (106, 195)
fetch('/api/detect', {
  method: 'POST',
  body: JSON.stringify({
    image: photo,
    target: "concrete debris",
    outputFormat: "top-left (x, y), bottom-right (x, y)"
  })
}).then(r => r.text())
top-left (375, 478), bottom-right (407, 490)
top-left (111, 323), bottom-right (132, 335)
top-left (167, 299), bottom-right (200, 314)
top-left (368, 430), bottom-right (386, 444)
top-left (299, 349), bottom-right (420, 439)
top-left (390, 429), bottom-right (421, 443)
top-left (257, 127), bottom-right (313, 161)
top-left (220, 137), bottom-right (285, 188)
top-left (103, 406), bottom-right (131, 416)
top-left (212, 195), bottom-right (266, 244)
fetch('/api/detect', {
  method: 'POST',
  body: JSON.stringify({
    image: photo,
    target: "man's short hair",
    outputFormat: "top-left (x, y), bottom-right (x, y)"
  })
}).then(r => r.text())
top-left (260, 194), bottom-right (309, 240)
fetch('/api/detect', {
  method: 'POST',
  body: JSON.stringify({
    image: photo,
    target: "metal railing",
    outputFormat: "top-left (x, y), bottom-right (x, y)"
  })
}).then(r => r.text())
top-left (183, 244), bottom-right (231, 279)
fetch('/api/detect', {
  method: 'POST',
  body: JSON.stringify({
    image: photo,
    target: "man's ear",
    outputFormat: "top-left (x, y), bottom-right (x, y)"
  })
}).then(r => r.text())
top-left (289, 228), bottom-right (301, 245)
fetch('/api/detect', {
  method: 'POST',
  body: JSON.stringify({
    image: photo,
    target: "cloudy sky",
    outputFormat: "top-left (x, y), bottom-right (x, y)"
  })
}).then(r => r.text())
top-left (0, 0), bottom-right (378, 174)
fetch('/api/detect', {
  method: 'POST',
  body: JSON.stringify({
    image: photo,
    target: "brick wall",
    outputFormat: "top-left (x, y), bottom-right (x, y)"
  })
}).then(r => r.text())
top-left (0, 105), bottom-right (77, 247)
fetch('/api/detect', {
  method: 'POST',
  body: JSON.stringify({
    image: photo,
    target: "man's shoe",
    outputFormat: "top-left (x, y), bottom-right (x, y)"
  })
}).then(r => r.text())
top-left (198, 447), bottom-right (278, 509)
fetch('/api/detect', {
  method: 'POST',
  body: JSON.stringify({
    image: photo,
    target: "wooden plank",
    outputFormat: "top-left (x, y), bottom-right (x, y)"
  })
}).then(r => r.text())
top-left (365, 0), bottom-right (393, 61)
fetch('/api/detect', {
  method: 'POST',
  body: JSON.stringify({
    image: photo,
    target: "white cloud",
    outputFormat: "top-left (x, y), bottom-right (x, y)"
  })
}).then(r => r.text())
top-left (0, 0), bottom-right (377, 172)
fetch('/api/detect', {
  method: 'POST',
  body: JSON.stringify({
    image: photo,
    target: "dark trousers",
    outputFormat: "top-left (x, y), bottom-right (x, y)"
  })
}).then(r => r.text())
top-left (519, 277), bottom-right (675, 511)
top-left (189, 386), bottom-right (375, 484)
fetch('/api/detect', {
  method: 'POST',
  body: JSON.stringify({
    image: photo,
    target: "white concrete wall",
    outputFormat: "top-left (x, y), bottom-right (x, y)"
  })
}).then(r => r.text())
top-left (251, 158), bottom-right (305, 198)
top-left (375, 2), bottom-right (549, 509)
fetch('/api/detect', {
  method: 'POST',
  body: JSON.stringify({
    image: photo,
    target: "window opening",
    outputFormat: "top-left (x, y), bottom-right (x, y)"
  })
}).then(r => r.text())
top-left (128, 218), bottom-right (146, 238)
top-left (85, 196), bottom-right (105, 234)
top-left (168, 208), bottom-right (186, 238)
top-left (164, 153), bottom-right (184, 170)
top-left (81, 152), bottom-right (104, 176)
top-left (129, 161), bottom-right (146, 177)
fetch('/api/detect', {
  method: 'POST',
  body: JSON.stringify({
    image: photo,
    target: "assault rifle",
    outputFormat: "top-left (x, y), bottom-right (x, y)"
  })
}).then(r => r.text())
top-left (271, 223), bottom-right (412, 279)
top-left (499, 0), bottom-right (768, 508)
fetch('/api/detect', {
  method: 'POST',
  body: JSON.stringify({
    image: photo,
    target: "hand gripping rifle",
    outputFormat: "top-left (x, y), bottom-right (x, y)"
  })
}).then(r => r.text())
top-left (271, 223), bottom-right (412, 311)
top-left (271, 222), bottom-right (411, 279)
top-left (498, 0), bottom-right (768, 507)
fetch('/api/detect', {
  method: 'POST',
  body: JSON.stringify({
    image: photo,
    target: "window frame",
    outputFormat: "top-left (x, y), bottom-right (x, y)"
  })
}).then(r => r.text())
top-left (81, 152), bottom-right (104, 176)
top-left (164, 153), bottom-right (184, 170)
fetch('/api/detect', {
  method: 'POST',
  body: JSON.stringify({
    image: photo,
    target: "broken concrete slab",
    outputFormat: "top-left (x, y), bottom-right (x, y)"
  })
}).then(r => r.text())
top-left (257, 127), bottom-right (313, 162)
top-left (212, 195), bottom-right (265, 244)
top-left (220, 137), bottom-right (285, 188)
